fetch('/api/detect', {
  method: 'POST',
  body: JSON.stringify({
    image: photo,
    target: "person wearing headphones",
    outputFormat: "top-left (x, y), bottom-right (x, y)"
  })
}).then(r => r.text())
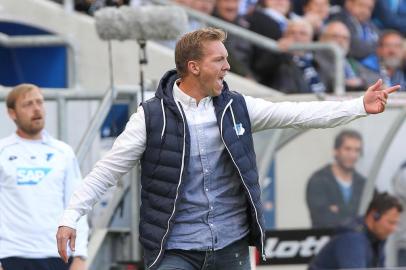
top-left (308, 192), bottom-right (402, 269)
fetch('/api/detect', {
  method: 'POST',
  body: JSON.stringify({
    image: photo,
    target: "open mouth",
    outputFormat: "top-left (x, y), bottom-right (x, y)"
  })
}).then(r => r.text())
top-left (32, 116), bottom-right (42, 121)
top-left (218, 74), bottom-right (225, 83)
top-left (217, 78), bottom-right (223, 87)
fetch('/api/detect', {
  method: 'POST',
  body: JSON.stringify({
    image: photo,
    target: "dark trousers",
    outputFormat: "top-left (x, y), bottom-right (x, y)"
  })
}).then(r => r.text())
top-left (150, 236), bottom-right (251, 270)
top-left (0, 257), bottom-right (72, 270)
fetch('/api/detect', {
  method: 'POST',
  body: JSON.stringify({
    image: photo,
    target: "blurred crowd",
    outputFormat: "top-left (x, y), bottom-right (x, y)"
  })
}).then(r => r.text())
top-left (62, 0), bottom-right (406, 94)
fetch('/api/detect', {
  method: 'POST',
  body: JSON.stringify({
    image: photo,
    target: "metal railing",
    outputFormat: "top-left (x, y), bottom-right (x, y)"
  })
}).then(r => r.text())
top-left (0, 32), bottom-right (78, 88)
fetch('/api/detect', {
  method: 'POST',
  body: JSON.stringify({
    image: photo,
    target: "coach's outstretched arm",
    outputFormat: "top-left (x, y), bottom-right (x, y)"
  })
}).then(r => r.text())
top-left (247, 79), bottom-right (400, 132)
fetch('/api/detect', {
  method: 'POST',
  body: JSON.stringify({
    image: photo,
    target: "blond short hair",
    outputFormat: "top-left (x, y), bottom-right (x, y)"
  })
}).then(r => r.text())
top-left (7, 83), bottom-right (40, 109)
top-left (175, 27), bottom-right (226, 78)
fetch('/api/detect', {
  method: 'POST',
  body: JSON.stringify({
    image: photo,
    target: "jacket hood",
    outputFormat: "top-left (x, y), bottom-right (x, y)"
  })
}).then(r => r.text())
top-left (155, 69), bottom-right (179, 107)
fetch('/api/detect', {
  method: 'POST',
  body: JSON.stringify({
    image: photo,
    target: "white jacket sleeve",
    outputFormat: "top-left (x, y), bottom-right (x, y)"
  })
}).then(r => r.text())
top-left (63, 151), bottom-right (89, 257)
top-left (244, 95), bottom-right (368, 133)
top-left (60, 106), bottom-right (147, 229)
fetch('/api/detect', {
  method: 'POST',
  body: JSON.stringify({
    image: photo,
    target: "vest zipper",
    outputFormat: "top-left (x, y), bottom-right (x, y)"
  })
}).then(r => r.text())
top-left (148, 101), bottom-right (187, 269)
top-left (220, 99), bottom-right (266, 261)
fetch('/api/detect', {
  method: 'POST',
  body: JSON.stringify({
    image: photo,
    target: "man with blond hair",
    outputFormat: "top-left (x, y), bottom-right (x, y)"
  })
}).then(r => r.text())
top-left (57, 28), bottom-right (398, 270)
top-left (0, 84), bottom-right (88, 270)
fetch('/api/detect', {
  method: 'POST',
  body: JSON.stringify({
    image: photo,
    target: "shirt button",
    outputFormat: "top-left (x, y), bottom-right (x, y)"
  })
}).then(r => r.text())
top-left (210, 206), bottom-right (213, 210)
top-left (205, 169), bottom-right (209, 173)
top-left (209, 223), bottom-right (213, 227)
top-left (205, 188), bottom-right (209, 192)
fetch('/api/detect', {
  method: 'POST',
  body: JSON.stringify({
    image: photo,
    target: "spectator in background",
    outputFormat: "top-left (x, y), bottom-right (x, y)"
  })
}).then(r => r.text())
top-left (162, 0), bottom-right (216, 49)
top-left (293, 0), bottom-right (343, 15)
top-left (330, 0), bottom-right (344, 6)
top-left (306, 130), bottom-right (366, 228)
top-left (363, 30), bottom-right (406, 90)
top-left (248, 0), bottom-right (297, 87)
top-left (330, 0), bottom-right (379, 63)
top-left (392, 162), bottom-right (406, 267)
top-left (75, 0), bottom-right (129, 15)
top-left (249, 0), bottom-right (296, 41)
top-left (302, 0), bottom-right (331, 39)
top-left (0, 84), bottom-right (89, 270)
top-left (189, 0), bottom-right (217, 30)
top-left (262, 19), bottom-right (328, 93)
top-left (373, 0), bottom-right (406, 36)
top-left (192, 0), bottom-right (217, 14)
top-left (316, 21), bottom-right (379, 91)
top-left (309, 192), bottom-right (402, 269)
top-left (172, 0), bottom-right (193, 6)
top-left (75, 0), bottom-right (96, 14)
top-left (212, 0), bottom-right (254, 77)
top-left (238, 0), bottom-right (257, 15)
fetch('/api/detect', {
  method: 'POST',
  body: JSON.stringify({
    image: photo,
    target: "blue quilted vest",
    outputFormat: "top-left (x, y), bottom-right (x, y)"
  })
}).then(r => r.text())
top-left (140, 70), bottom-right (265, 269)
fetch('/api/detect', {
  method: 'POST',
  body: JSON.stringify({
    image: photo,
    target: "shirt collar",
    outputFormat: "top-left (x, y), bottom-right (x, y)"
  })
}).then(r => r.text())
top-left (11, 130), bottom-right (50, 144)
top-left (172, 79), bottom-right (213, 110)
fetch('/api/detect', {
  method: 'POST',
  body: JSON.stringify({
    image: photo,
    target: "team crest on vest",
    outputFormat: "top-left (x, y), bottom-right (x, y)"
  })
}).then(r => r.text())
top-left (234, 123), bottom-right (245, 136)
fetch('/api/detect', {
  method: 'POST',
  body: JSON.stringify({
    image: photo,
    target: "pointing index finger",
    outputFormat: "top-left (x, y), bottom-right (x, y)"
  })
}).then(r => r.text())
top-left (384, 84), bottom-right (401, 95)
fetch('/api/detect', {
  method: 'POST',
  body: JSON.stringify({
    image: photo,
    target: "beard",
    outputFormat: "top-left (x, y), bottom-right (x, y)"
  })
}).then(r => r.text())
top-left (382, 57), bottom-right (402, 69)
top-left (15, 119), bottom-right (44, 137)
top-left (333, 44), bottom-right (349, 57)
top-left (335, 157), bottom-right (356, 173)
